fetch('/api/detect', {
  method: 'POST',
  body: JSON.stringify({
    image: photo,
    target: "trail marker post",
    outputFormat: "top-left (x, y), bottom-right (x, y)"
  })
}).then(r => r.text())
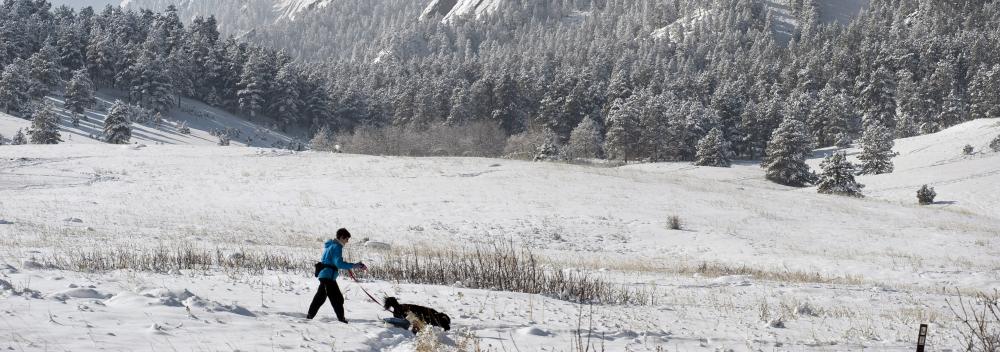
top-left (916, 324), bottom-right (927, 352)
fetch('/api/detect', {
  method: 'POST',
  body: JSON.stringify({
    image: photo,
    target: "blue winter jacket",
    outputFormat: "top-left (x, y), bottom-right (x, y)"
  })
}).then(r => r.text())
top-left (318, 239), bottom-right (358, 280)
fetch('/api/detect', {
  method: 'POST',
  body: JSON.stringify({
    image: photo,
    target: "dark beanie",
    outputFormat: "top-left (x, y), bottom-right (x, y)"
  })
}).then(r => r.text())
top-left (336, 228), bottom-right (352, 239)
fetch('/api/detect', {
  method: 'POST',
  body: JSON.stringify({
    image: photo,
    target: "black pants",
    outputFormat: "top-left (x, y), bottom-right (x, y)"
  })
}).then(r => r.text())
top-left (307, 279), bottom-right (345, 320)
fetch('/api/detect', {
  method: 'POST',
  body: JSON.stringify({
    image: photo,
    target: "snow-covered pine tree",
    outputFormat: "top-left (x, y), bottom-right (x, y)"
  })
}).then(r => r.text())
top-left (859, 66), bottom-right (897, 132)
top-left (103, 101), bottom-right (132, 144)
top-left (237, 50), bottom-right (269, 118)
top-left (817, 152), bottom-right (864, 197)
top-left (938, 89), bottom-right (968, 128)
top-left (11, 129), bottom-right (27, 145)
top-left (970, 64), bottom-right (1000, 119)
top-left (309, 125), bottom-right (333, 151)
top-left (763, 118), bottom-right (814, 186)
top-left (0, 58), bottom-right (33, 116)
top-left (85, 25), bottom-right (117, 88)
top-left (694, 127), bottom-right (733, 167)
top-left (28, 103), bottom-right (62, 144)
top-left (130, 45), bottom-right (174, 114)
top-left (604, 97), bottom-right (641, 163)
top-left (64, 69), bottom-right (96, 115)
top-left (27, 43), bottom-right (61, 99)
top-left (857, 122), bottom-right (897, 175)
top-left (270, 63), bottom-right (301, 129)
top-left (565, 116), bottom-right (603, 160)
top-left (533, 129), bottom-right (561, 161)
top-left (56, 24), bottom-right (86, 77)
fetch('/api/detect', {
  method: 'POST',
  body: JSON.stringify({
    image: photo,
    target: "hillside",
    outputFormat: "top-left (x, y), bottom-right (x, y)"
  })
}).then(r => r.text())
top-left (653, 0), bottom-right (871, 43)
top-left (1, 119), bottom-right (997, 351)
top-left (420, 0), bottom-right (503, 22)
top-left (0, 91), bottom-right (299, 148)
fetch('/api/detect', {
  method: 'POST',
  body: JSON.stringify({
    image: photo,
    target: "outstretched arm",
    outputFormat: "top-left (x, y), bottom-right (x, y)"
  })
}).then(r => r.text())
top-left (331, 246), bottom-right (359, 270)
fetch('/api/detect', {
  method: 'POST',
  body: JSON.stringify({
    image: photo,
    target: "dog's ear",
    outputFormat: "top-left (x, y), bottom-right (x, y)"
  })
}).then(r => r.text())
top-left (383, 297), bottom-right (398, 310)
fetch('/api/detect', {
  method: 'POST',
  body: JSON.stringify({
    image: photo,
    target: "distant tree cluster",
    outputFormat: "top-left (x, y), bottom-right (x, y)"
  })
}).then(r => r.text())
top-left (4, 0), bottom-right (1000, 184)
top-left (160, 0), bottom-right (997, 178)
top-left (0, 1), bottom-right (332, 134)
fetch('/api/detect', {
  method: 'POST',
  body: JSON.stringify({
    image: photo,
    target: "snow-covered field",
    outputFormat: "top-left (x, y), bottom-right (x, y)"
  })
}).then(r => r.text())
top-left (1, 119), bottom-right (998, 351)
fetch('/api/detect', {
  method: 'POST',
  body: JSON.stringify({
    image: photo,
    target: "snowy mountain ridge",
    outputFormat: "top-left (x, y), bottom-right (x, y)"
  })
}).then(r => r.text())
top-left (420, 0), bottom-right (504, 22)
top-left (273, 0), bottom-right (333, 20)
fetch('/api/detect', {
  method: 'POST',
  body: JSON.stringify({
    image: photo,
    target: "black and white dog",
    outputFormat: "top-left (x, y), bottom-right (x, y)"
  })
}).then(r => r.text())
top-left (383, 297), bottom-right (451, 333)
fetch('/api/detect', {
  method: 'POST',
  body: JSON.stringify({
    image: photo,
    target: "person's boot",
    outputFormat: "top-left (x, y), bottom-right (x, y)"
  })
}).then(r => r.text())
top-left (306, 314), bottom-right (315, 320)
top-left (338, 317), bottom-right (348, 324)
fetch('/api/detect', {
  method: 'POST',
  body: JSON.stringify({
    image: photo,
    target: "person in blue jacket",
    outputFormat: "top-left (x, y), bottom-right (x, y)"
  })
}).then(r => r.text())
top-left (306, 228), bottom-right (366, 322)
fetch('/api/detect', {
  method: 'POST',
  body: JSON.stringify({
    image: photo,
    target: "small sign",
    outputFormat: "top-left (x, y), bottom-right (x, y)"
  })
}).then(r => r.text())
top-left (916, 324), bottom-right (927, 352)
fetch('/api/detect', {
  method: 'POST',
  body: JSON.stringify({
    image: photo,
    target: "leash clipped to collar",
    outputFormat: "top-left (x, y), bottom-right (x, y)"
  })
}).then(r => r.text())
top-left (348, 270), bottom-right (390, 312)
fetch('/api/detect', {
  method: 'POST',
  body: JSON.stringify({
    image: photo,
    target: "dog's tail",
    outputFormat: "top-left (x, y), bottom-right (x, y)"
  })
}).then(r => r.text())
top-left (383, 296), bottom-right (400, 311)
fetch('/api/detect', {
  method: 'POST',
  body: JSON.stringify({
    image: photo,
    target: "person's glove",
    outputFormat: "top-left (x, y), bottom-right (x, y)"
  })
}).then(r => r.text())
top-left (356, 262), bottom-right (368, 271)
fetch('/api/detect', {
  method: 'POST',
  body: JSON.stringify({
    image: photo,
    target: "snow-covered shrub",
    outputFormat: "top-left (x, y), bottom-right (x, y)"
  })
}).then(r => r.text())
top-left (335, 122), bottom-right (506, 157)
top-left (218, 135), bottom-right (230, 146)
top-left (564, 117), bottom-right (603, 160)
top-left (309, 126), bottom-right (334, 151)
top-left (917, 185), bottom-right (936, 205)
top-left (991, 135), bottom-right (1000, 152)
top-left (178, 122), bottom-right (191, 135)
top-left (964, 144), bottom-right (975, 155)
top-left (503, 130), bottom-right (547, 160)
top-left (667, 215), bottom-right (682, 230)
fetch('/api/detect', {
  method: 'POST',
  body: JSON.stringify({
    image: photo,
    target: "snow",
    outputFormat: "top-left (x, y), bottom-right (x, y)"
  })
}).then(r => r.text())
top-left (0, 90), bottom-right (298, 148)
top-left (1, 119), bottom-right (998, 350)
top-left (274, 0), bottom-right (334, 21)
top-left (421, 0), bottom-right (504, 22)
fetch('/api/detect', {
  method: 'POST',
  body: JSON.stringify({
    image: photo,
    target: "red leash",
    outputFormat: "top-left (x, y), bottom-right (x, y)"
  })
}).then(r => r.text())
top-left (347, 270), bottom-right (389, 311)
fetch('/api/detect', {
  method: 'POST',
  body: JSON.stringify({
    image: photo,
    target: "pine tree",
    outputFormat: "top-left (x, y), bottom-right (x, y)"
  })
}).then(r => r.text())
top-left (763, 118), bottom-right (814, 186)
top-left (817, 152), bottom-right (864, 197)
top-left (857, 122), bottom-right (897, 175)
top-left (565, 116), bottom-right (603, 160)
top-left (130, 43), bottom-right (174, 114)
top-left (11, 129), bottom-right (27, 145)
top-left (970, 64), bottom-right (1000, 119)
top-left (533, 129), bottom-right (561, 161)
top-left (56, 24), bottom-right (86, 77)
top-left (103, 101), bottom-right (132, 144)
top-left (27, 43), bottom-right (61, 98)
top-left (28, 103), bottom-right (62, 144)
top-left (237, 50), bottom-right (268, 118)
top-left (270, 64), bottom-right (301, 128)
top-left (64, 69), bottom-right (96, 115)
top-left (0, 59), bottom-right (33, 116)
top-left (604, 97), bottom-right (641, 163)
top-left (858, 66), bottom-right (897, 132)
top-left (694, 127), bottom-right (732, 167)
